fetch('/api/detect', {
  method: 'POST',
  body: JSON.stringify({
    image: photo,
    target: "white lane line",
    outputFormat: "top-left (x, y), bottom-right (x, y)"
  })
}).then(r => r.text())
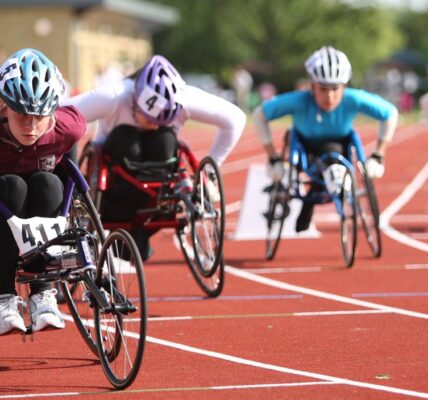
top-left (211, 381), bottom-right (335, 390)
top-left (406, 264), bottom-right (428, 270)
top-left (147, 335), bottom-right (428, 399)
top-left (59, 313), bottom-right (428, 398)
top-left (391, 214), bottom-right (428, 223)
top-left (222, 154), bottom-right (264, 175)
top-left (147, 309), bottom-right (389, 322)
top-left (366, 122), bottom-right (426, 150)
top-left (0, 382), bottom-right (335, 399)
top-left (225, 200), bottom-right (241, 215)
top-left (380, 162), bottom-right (428, 252)
top-left (0, 393), bottom-right (79, 399)
top-left (247, 266), bottom-right (322, 273)
top-left (225, 265), bottom-right (428, 320)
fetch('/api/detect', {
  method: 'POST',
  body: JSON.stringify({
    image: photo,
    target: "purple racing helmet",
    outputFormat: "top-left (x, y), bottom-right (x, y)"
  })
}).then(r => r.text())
top-left (134, 55), bottom-right (185, 125)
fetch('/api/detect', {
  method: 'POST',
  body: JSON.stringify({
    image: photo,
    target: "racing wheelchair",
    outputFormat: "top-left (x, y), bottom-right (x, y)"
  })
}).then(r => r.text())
top-left (5, 157), bottom-right (147, 389)
top-left (265, 129), bottom-right (381, 267)
top-left (79, 138), bottom-right (225, 298)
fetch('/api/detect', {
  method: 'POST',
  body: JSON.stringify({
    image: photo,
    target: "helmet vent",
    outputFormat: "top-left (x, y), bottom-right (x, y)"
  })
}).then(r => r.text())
top-left (31, 59), bottom-right (38, 72)
top-left (3, 84), bottom-right (12, 97)
top-left (147, 68), bottom-right (153, 82)
top-left (40, 87), bottom-right (49, 101)
top-left (32, 77), bottom-right (39, 94)
top-left (19, 83), bottom-right (28, 100)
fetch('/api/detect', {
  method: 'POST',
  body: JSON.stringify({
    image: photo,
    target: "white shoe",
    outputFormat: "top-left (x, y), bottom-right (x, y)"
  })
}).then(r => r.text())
top-left (30, 289), bottom-right (65, 332)
top-left (0, 294), bottom-right (26, 335)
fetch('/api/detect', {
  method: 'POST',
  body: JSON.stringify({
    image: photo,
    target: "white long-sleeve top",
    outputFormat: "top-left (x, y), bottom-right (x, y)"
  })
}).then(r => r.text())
top-left (63, 78), bottom-right (246, 166)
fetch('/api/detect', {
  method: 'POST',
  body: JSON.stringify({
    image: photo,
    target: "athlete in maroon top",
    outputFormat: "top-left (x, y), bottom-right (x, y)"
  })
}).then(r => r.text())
top-left (0, 105), bottom-right (85, 175)
top-left (0, 48), bottom-right (87, 335)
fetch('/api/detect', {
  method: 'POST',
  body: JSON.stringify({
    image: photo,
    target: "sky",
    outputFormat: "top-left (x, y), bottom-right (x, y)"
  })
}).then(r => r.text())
top-left (344, 0), bottom-right (428, 10)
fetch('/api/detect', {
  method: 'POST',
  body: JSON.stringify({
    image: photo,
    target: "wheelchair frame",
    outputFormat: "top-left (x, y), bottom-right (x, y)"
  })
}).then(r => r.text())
top-left (265, 129), bottom-right (381, 267)
top-left (1, 157), bottom-right (147, 389)
top-left (79, 139), bottom-right (226, 298)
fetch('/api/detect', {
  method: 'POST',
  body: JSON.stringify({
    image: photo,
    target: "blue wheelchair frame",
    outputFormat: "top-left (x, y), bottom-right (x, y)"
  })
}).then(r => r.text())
top-left (265, 128), bottom-right (369, 266)
top-left (288, 129), bottom-right (364, 218)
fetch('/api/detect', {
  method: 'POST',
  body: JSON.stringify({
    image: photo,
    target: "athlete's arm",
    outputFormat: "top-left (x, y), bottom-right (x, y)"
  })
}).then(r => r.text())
top-left (252, 91), bottom-right (305, 158)
top-left (375, 107), bottom-right (398, 155)
top-left (182, 86), bottom-right (246, 166)
top-left (61, 80), bottom-right (125, 123)
top-left (351, 89), bottom-right (399, 178)
top-left (352, 89), bottom-right (398, 156)
top-left (252, 105), bottom-right (277, 158)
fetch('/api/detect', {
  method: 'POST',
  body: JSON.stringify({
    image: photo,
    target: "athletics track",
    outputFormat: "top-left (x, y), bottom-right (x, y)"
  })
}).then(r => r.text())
top-left (1, 120), bottom-right (428, 400)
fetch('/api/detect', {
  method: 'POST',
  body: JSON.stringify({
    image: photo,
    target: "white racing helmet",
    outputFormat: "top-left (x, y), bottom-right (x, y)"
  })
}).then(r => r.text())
top-left (305, 46), bottom-right (352, 86)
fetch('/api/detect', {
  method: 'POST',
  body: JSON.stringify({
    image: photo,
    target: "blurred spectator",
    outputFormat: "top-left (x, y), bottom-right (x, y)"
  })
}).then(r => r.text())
top-left (233, 67), bottom-right (253, 111)
top-left (258, 82), bottom-right (277, 100)
top-left (419, 93), bottom-right (428, 122)
top-left (399, 91), bottom-right (414, 113)
top-left (295, 78), bottom-right (310, 91)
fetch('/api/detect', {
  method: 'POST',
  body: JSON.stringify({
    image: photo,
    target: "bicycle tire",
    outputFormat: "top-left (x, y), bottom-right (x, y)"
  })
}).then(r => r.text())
top-left (94, 229), bottom-right (147, 389)
top-left (356, 161), bottom-right (382, 257)
top-left (60, 191), bottom-right (106, 356)
top-left (190, 156), bottom-right (225, 278)
top-left (340, 170), bottom-right (358, 268)
top-left (265, 180), bottom-right (289, 260)
top-left (177, 229), bottom-right (225, 298)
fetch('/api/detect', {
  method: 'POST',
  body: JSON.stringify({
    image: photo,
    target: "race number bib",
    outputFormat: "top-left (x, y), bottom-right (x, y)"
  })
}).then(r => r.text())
top-left (136, 86), bottom-right (168, 118)
top-left (7, 215), bottom-right (67, 255)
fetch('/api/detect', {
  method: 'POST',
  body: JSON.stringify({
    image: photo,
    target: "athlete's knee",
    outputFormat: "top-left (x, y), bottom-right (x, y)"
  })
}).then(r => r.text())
top-left (0, 175), bottom-right (28, 214)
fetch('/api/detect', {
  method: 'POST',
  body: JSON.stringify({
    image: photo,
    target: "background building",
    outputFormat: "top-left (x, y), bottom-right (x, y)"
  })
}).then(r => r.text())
top-left (0, 0), bottom-right (178, 92)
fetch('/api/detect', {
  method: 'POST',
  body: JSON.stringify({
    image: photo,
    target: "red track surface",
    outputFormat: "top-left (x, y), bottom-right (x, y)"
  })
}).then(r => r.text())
top-left (1, 121), bottom-right (428, 399)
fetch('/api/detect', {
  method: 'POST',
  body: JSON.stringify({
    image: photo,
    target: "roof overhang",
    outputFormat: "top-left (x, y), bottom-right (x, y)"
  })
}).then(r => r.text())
top-left (0, 0), bottom-right (179, 28)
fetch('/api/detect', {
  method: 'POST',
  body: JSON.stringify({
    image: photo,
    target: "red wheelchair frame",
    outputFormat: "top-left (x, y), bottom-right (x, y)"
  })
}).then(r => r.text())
top-left (79, 139), bottom-right (225, 298)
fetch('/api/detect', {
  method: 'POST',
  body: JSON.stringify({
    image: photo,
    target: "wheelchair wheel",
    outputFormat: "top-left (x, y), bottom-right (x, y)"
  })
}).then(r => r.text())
top-left (78, 142), bottom-right (103, 211)
top-left (340, 170), bottom-right (358, 268)
top-left (95, 229), bottom-right (147, 389)
top-left (190, 156), bottom-right (225, 278)
top-left (265, 181), bottom-right (289, 260)
top-left (355, 160), bottom-right (382, 257)
top-left (60, 191), bottom-right (106, 356)
top-left (177, 228), bottom-right (225, 298)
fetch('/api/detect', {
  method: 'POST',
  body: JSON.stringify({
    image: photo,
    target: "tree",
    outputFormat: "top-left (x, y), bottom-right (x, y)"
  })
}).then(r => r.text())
top-left (151, 0), bottom-right (403, 91)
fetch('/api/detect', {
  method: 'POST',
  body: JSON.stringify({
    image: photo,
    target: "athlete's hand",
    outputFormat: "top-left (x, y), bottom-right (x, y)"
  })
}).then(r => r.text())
top-left (267, 156), bottom-right (286, 182)
top-left (366, 152), bottom-right (385, 179)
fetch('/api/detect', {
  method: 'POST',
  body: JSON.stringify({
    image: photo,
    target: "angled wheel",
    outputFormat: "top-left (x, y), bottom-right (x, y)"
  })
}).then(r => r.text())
top-left (190, 156), bottom-right (225, 278)
top-left (355, 160), bottom-right (381, 257)
top-left (61, 191), bottom-right (106, 356)
top-left (95, 229), bottom-right (147, 389)
top-left (177, 228), bottom-right (224, 298)
top-left (339, 170), bottom-right (358, 268)
top-left (78, 142), bottom-right (103, 211)
top-left (265, 180), bottom-right (289, 260)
